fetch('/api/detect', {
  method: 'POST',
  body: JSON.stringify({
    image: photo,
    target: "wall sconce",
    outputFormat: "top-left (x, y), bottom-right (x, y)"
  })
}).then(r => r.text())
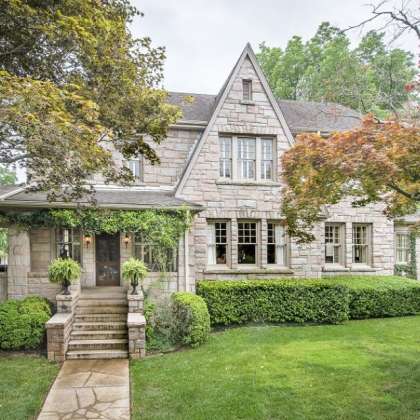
top-left (123, 233), bottom-right (130, 248)
top-left (84, 234), bottom-right (92, 248)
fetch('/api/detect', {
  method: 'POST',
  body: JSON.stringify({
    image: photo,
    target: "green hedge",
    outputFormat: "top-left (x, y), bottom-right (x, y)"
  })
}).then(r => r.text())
top-left (196, 280), bottom-right (350, 325)
top-left (0, 296), bottom-right (52, 350)
top-left (171, 292), bottom-right (210, 347)
top-left (322, 276), bottom-right (420, 319)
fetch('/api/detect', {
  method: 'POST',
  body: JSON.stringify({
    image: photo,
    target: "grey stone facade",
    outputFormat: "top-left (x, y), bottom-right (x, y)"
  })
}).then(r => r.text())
top-left (1, 43), bottom-right (418, 303)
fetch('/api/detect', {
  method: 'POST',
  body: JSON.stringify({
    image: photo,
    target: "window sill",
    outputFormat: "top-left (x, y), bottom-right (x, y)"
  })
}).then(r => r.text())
top-left (240, 100), bottom-right (256, 106)
top-left (216, 179), bottom-right (281, 187)
top-left (322, 265), bottom-right (350, 272)
top-left (204, 267), bottom-right (294, 275)
top-left (349, 265), bottom-right (378, 272)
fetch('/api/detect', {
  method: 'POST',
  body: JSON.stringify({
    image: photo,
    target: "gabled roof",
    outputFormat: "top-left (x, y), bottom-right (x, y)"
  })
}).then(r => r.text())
top-left (167, 94), bottom-right (361, 134)
top-left (175, 43), bottom-right (296, 196)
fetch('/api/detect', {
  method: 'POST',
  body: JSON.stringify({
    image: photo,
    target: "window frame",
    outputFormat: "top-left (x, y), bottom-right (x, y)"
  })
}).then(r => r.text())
top-left (219, 137), bottom-right (232, 178)
top-left (352, 223), bottom-right (372, 266)
top-left (218, 135), bottom-right (276, 182)
top-left (242, 79), bottom-right (252, 101)
top-left (133, 232), bottom-right (177, 272)
top-left (237, 220), bottom-right (259, 266)
top-left (207, 220), bottom-right (230, 268)
top-left (395, 230), bottom-right (411, 265)
top-left (324, 223), bottom-right (345, 266)
top-left (55, 228), bottom-right (82, 264)
top-left (267, 221), bottom-right (288, 267)
top-left (125, 158), bottom-right (143, 183)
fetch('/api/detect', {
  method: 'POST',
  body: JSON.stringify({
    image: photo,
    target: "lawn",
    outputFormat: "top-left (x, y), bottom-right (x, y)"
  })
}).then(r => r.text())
top-left (0, 354), bottom-right (58, 420)
top-left (131, 316), bottom-right (420, 420)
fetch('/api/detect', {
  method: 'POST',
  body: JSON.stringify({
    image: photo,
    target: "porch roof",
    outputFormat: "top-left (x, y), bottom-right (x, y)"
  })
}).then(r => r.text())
top-left (0, 186), bottom-right (203, 211)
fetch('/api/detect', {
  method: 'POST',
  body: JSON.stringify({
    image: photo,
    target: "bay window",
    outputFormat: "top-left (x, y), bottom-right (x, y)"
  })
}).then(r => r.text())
top-left (267, 222), bottom-right (287, 265)
top-left (218, 136), bottom-right (275, 181)
top-left (238, 221), bottom-right (257, 265)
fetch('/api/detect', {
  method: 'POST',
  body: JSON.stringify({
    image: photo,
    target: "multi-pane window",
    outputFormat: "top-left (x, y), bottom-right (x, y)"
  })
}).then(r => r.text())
top-left (396, 233), bottom-right (410, 264)
top-left (267, 223), bottom-right (286, 265)
top-left (126, 159), bottom-right (142, 181)
top-left (134, 233), bottom-right (177, 272)
top-left (56, 229), bottom-right (81, 263)
top-left (325, 224), bottom-right (344, 265)
top-left (352, 224), bottom-right (371, 264)
top-left (238, 138), bottom-right (256, 179)
top-left (218, 136), bottom-right (275, 182)
top-left (242, 79), bottom-right (252, 101)
top-left (261, 139), bottom-right (273, 180)
top-left (207, 222), bottom-right (229, 265)
top-left (238, 221), bottom-right (257, 264)
top-left (219, 137), bottom-right (232, 178)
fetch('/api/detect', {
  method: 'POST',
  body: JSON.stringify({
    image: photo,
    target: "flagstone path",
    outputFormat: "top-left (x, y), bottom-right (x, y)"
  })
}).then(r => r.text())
top-left (37, 359), bottom-right (130, 420)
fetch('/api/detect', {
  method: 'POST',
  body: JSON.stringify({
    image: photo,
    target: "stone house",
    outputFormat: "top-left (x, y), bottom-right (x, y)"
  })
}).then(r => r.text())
top-left (0, 44), bottom-right (418, 360)
top-left (0, 43), bottom-right (418, 305)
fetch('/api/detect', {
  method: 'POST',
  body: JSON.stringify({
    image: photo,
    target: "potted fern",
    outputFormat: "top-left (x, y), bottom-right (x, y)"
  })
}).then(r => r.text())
top-left (48, 258), bottom-right (81, 295)
top-left (122, 258), bottom-right (148, 295)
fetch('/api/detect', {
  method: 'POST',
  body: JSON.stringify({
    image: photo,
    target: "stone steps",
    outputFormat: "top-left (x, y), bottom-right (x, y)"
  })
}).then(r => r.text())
top-left (72, 321), bottom-right (127, 331)
top-left (66, 349), bottom-right (129, 360)
top-left (75, 305), bottom-right (128, 314)
top-left (75, 313), bottom-right (127, 323)
top-left (77, 298), bottom-right (127, 306)
top-left (68, 338), bottom-right (128, 351)
top-left (71, 329), bottom-right (128, 340)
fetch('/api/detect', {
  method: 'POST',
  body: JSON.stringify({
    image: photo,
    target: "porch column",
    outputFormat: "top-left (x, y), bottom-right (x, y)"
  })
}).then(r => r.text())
top-left (7, 226), bottom-right (30, 299)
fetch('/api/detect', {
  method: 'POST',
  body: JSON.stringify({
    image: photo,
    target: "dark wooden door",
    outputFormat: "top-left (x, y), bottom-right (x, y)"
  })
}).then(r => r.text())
top-left (95, 233), bottom-right (120, 286)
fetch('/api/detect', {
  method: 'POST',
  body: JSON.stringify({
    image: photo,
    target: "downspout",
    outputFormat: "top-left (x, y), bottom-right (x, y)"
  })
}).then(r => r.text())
top-left (184, 229), bottom-right (189, 292)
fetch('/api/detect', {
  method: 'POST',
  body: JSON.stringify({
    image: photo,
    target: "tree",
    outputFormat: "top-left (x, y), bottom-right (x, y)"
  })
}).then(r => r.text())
top-left (0, 0), bottom-right (180, 200)
top-left (282, 116), bottom-right (420, 242)
top-left (257, 22), bottom-right (416, 117)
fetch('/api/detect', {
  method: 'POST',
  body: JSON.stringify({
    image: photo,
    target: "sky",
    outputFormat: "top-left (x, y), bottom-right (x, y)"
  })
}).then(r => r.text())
top-left (131, 0), bottom-right (418, 94)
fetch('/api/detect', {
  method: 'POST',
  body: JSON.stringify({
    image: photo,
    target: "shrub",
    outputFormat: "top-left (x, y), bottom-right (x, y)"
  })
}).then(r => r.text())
top-left (321, 276), bottom-right (420, 319)
top-left (197, 280), bottom-right (350, 326)
top-left (171, 292), bottom-right (210, 347)
top-left (143, 299), bottom-right (173, 352)
top-left (0, 296), bottom-right (52, 350)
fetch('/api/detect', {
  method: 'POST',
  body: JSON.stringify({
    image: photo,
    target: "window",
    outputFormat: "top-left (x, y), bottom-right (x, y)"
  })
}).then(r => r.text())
top-left (238, 221), bottom-right (257, 264)
top-left (218, 136), bottom-right (275, 182)
top-left (219, 137), bottom-right (232, 178)
top-left (267, 222), bottom-right (287, 265)
top-left (396, 232), bottom-right (410, 264)
top-left (126, 159), bottom-right (142, 181)
top-left (352, 224), bottom-right (371, 264)
top-left (261, 139), bottom-right (273, 180)
top-left (242, 79), bottom-right (252, 101)
top-left (207, 221), bottom-right (229, 265)
top-left (134, 233), bottom-right (177, 272)
top-left (238, 138), bottom-right (256, 179)
top-left (325, 224), bottom-right (344, 265)
top-left (56, 228), bottom-right (81, 263)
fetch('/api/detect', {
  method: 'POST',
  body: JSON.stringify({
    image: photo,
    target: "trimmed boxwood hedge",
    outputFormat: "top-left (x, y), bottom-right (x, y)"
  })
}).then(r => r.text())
top-left (197, 276), bottom-right (420, 326)
top-left (171, 292), bottom-right (210, 347)
top-left (0, 296), bottom-right (52, 350)
top-left (196, 280), bottom-right (350, 325)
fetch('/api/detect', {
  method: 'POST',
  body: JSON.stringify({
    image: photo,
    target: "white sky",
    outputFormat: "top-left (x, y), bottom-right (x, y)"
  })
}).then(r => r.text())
top-left (131, 0), bottom-right (418, 94)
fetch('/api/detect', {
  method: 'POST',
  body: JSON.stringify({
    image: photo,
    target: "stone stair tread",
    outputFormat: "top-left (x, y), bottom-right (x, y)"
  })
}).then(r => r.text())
top-left (71, 329), bottom-right (127, 336)
top-left (69, 338), bottom-right (128, 345)
top-left (72, 321), bottom-right (127, 328)
top-left (66, 350), bottom-right (128, 359)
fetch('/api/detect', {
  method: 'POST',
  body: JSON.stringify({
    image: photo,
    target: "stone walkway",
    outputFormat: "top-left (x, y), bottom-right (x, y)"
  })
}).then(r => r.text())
top-left (37, 359), bottom-right (130, 420)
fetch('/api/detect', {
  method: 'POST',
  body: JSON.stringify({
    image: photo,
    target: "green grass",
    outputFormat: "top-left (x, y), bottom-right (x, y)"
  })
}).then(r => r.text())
top-left (131, 316), bottom-right (420, 420)
top-left (0, 354), bottom-right (58, 420)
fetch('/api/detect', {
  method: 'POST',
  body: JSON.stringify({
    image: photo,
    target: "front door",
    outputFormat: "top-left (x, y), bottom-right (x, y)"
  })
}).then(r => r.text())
top-left (95, 233), bottom-right (120, 286)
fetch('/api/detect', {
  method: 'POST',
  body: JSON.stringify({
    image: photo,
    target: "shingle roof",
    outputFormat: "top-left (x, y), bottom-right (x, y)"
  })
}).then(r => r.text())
top-left (0, 188), bottom-right (202, 210)
top-left (167, 92), bottom-right (361, 133)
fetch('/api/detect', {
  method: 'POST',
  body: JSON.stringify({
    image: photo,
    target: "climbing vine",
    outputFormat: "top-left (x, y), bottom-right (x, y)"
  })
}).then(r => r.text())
top-left (0, 207), bottom-right (192, 272)
top-left (394, 231), bottom-right (417, 279)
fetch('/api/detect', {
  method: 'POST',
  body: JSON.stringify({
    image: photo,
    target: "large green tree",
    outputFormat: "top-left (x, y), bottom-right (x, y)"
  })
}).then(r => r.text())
top-left (0, 166), bottom-right (16, 260)
top-left (257, 22), bottom-right (416, 117)
top-left (0, 0), bottom-right (180, 200)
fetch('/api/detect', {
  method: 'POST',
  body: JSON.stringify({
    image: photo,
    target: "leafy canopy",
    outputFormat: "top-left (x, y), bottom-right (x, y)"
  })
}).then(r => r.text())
top-left (282, 116), bottom-right (420, 242)
top-left (0, 0), bottom-right (181, 200)
top-left (257, 22), bottom-right (416, 117)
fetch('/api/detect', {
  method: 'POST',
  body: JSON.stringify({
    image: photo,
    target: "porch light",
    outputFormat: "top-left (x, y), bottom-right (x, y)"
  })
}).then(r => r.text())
top-left (123, 233), bottom-right (130, 248)
top-left (84, 234), bottom-right (92, 248)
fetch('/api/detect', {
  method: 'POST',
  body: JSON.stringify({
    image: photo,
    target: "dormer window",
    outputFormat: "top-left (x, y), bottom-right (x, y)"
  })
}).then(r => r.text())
top-left (242, 79), bottom-right (252, 101)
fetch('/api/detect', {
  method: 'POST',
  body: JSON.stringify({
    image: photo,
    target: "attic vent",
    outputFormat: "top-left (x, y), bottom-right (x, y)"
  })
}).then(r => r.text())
top-left (242, 79), bottom-right (252, 101)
